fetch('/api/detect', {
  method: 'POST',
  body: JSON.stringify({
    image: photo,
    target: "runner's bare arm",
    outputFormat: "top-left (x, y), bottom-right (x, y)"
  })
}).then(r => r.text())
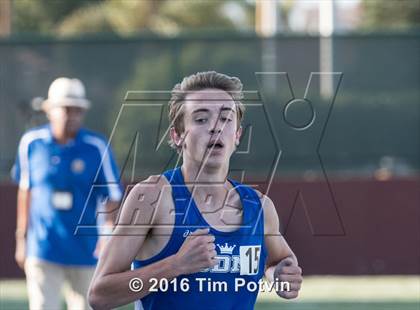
top-left (88, 176), bottom-right (176, 308)
top-left (261, 194), bottom-right (297, 278)
top-left (260, 194), bottom-right (303, 299)
top-left (88, 176), bottom-right (217, 309)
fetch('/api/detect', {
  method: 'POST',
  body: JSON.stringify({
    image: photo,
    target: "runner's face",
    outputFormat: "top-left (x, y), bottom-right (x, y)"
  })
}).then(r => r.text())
top-left (178, 89), bottom-right (241, 168)
top-left (47, 106), bottom-right (85, 137)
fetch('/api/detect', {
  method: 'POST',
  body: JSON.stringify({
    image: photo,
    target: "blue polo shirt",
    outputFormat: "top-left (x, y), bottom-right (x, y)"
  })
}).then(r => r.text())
top-left (12, 124), bottom-right (123, 266)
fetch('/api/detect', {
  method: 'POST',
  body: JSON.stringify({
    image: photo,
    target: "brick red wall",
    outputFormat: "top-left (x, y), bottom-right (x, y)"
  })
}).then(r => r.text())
top-left (269, 178), bottom-right (420, 275)
top-left (1, 178), bottom-right (419, 278)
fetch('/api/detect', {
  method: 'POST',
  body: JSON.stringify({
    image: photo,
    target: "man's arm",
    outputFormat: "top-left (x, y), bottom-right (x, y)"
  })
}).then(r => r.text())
top-left (261, 194), bottom-right (303, 299)
top-left (15, 187), bottom-right (30, 269)
top-left (88, 177), bottom-right (217, 310)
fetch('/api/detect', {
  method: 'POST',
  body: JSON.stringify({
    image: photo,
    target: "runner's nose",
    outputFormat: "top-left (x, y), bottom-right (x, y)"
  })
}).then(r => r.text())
top-left (209, 122), bottom-right (222, 134)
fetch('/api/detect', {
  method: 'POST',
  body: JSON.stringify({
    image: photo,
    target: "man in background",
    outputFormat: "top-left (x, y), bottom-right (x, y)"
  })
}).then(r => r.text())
top-left (12, 77), bottom-right (123, 310)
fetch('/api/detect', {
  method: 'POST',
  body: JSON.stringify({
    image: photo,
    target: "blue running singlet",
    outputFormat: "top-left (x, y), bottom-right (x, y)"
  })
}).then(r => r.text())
top-left (132, 167), bottom-right (267, 310)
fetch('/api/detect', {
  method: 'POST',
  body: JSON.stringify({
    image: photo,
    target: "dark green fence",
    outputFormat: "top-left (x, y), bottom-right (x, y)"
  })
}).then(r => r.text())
top-left (1, 32), bottom-right (419, 182)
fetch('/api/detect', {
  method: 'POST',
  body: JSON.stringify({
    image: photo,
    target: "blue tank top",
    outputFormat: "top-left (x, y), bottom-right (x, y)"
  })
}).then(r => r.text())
top-left (132, 167), bottom-right (267, 310)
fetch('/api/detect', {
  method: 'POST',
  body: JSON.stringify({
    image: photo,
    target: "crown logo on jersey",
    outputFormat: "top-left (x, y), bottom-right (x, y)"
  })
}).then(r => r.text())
top-left (217, 243), bottom-right (236, 255)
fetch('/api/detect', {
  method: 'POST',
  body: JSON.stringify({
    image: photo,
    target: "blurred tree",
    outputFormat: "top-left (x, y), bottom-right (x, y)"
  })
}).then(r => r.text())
top-left (12, 0), bottom-right (103, 34)
top-left (150, 0), bottom-right (236, 34)
top-left (279, 0), bottom-right (295, 32)
top-left (57, 0), bottom-right (164, 36)
top-left (360, 0), bottom-right (420, 30)
top-left (11, 0), bottom-right (253, 36)
top-left (58, 0), bottom-right (244, 36)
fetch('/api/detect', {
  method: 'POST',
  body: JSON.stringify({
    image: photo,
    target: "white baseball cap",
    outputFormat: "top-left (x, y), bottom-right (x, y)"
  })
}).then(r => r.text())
top-left (42, 77), bottom-right (91, 110)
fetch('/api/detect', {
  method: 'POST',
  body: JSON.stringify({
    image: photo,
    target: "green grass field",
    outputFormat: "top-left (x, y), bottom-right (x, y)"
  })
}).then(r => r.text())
top-left (1, 276), bottom-right (419, 310)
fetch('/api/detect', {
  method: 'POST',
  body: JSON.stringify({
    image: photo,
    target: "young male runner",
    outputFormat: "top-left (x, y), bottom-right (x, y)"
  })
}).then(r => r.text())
top-left (88, 71), bottom-right (302, 309)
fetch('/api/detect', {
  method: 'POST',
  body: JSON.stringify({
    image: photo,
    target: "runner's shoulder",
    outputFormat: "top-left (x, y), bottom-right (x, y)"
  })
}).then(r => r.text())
top-left (252, 189), bottom-right (272, 207)
top-left (118, 174), bottom-right (172, 225)
top-left (253, 189), bottom-right (276, 215)
top-left (253, 189), bottom-right (278, 233)
top-left (128, 174), bottom-right (172, 208)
